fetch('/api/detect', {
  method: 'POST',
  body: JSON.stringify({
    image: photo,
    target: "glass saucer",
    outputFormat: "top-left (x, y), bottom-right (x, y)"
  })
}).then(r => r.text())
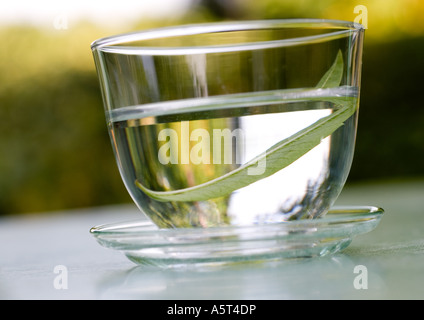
top-left (90, 206), bottom-right (383, 268)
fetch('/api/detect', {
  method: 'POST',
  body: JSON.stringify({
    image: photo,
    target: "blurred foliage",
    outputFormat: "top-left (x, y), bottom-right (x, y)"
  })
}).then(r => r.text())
top-left (0, 0), bottom-right (423, 214)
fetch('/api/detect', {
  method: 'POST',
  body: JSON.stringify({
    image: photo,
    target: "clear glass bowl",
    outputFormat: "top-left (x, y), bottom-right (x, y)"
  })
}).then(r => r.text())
top-left (91, 20), bottom-right (365, 228)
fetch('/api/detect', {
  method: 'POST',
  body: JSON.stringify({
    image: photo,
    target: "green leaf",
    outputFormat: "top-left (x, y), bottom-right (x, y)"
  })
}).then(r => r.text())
top-left (316, 50), bottom-right (344, 88)
top-left (135, 51), bottom-right (356, 202)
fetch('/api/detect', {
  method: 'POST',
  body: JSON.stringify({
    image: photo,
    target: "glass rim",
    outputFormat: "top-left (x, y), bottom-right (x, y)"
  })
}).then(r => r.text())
top-left (91, 19), bottom-right (364, 55)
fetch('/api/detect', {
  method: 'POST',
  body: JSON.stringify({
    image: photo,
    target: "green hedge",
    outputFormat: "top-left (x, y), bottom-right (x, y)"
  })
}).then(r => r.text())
top-left (0, 24), bottom-right (423, 215)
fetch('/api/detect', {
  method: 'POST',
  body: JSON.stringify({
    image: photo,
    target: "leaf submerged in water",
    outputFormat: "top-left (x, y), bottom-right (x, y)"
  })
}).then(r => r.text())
top-left (136, 51), bottom-right (356, 202)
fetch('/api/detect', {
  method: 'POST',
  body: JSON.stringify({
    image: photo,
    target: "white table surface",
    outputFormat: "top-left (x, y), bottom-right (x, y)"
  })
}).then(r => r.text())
top-left (1, 180), bottom-right (423, 300)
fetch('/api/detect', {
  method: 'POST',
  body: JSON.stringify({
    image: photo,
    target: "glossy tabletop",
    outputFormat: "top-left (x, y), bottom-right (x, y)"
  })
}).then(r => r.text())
top-left (0, 180), bottom-right (423, 300)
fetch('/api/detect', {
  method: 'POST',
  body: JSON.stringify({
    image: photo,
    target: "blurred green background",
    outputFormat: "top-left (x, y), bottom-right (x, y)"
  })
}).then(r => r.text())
top-left (1, 0), bottom-right (423, 215)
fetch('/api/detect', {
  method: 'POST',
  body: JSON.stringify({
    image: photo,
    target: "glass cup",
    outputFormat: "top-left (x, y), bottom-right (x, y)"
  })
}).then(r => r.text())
top-left (91, 19), bottom-right (364, 229)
